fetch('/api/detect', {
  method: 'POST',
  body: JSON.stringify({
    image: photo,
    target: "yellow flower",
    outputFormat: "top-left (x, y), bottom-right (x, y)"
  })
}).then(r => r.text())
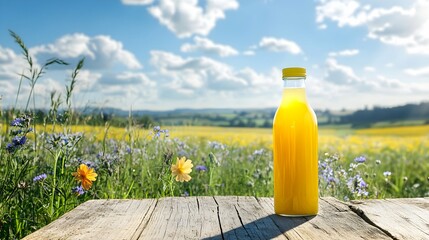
top-left (72, 164), bottom-right (98, 190)
top-left (171, 157), bottom-right (193, 182)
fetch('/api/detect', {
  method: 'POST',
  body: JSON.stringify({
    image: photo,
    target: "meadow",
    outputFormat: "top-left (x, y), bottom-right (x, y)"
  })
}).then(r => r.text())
top-left (1, 31), bottom-right (429, 239)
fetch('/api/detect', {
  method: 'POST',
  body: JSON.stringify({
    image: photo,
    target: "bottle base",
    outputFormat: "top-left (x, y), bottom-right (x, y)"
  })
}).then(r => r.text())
top-left (275, 213), bottom-right (317, 217)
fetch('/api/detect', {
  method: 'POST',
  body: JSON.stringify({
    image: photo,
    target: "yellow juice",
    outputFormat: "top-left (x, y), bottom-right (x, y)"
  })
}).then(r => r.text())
top-left (273, 87), bottom-right (318, 216)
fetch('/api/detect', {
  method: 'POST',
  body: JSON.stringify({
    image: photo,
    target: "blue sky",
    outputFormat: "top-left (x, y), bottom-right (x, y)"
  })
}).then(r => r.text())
top-left (1, 0), bottom-right (428, 111)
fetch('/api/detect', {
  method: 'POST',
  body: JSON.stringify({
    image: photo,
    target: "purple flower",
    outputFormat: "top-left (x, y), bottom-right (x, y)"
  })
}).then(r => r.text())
top-left (195, 165), bottom-right (207, 172)
top-left (126, 147), bottom-right (132, 154)
top-left (33, 173), bottom-right (47, 182)
top-left (6, 143), bottom-right (15, 152)
top-left (153, 126), bottom-right (169, 138)
top-left (253, 149), bottom-right (264, 156)
top-left (12, 136), bottom-right (27, 146)
top-left (383, 171), bottom-right (391, 177)
top-left (354, 156), bottom-right (366, 163)
top-left (72, 186), bottom-right (85, 196)
top-left (359, 179), bottom-right (367, 188)
top-left (10, 118), bottom-right (24, 127)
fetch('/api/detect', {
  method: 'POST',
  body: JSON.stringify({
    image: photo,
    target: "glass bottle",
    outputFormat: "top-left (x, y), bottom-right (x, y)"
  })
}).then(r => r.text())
top-left (273, 67), bottom-right (318, 216)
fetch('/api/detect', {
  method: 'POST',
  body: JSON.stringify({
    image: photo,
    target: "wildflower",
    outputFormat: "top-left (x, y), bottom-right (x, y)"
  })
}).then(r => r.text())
top-left (375, 160), bottom-right (381, 165)
top-left (327, 176), bottom-right (339, 184)
top-left (153, 126), bottom-right (169, 138)
top-left (359, 179), bottom-right (368, 188)
top-left (383, 171), bottom-right (391, 177)
top-left (208, 141), bottom-right (225, 150)
top-left (12, 136), bottom-right (27, 146)
top-left (253, 149), bottom-right (264, 156)
top-left (403, 176), bottom-right (408, 182)
top-left (33, 173), bottom-right (47, 182)
top-left (354, 156), bottom-right (366, 163)
top-left (72, 164), bottom-right (98, 190)
top-left (171, 156), bottom-right (193, 182)
top-left (182, 191), bottom-right (189, 197)
top-left (6, 143), bottom-right (15, 153)
top-left (10, 118), bottom-right (24, 127)
top-left (72, 186), bottom-right (86, 196)
top-left (195, 165), bottom-right (207, 172)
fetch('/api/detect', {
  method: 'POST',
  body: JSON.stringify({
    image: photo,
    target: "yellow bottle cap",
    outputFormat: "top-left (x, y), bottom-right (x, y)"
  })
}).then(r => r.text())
top-left (282, 67), bottom-right (306, 78)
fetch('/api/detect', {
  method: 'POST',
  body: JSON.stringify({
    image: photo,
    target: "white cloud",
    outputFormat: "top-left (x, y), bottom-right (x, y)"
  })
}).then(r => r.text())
top-left (181, 36), bottom-right (238, 57)
top-left (72, 70), bottom-right (102, 92)
top-left (324, 58), bottom-right (410, 92)
top-left (364, 66), bottom-right (375, 72)
top-left (328, 49), bottom-right (359, 57)
top-left (404, 66), bottom-right (429, 77)
top-left (150, 50), bottom-right (248, 94)
top-left (324, 58), bottom-right (360, 85)
top-left (242, 50), bottom-right (255, 56)
top-left (121, 0), bottom-right (153, 5)
top-left (148, 0), bottom-right (239, 38)
top-left (258, 37), bottom-right (302, 54)
top-left (316, 0), bottom-right (429, 54)
top-left (31, 33), bottom-right (142, 70)
top-left (0, 45), bottom-right (28, 80)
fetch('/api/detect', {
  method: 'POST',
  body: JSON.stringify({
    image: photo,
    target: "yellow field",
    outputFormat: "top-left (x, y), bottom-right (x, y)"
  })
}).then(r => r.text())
top-left (3, 123), bottom-right (429, 152)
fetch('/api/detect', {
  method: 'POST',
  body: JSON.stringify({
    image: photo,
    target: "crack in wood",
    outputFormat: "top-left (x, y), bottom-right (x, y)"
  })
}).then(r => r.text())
top-left (196, 197), bottom-right (200, 212)
top-left (134, 199), bottom-right (158, 239)
top-left (320, 198), bottom-right (348, 212)
top-left (212, 197), bottom-right (225, 240)
top-left (348, 204), bottom-right (398, 240)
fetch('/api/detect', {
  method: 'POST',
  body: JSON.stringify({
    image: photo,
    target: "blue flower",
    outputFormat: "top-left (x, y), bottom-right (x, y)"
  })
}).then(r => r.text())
top-left (354, 156), bottom-right (366, 163)
top-left (6, 143), bottom-right (15, 152)
top-left (12, 136), bottom-right (27, 146)
top-left (152, 126), bottom-right (169, 139)
top-left (72, 186), bottom-right (86, 196)
top-left (383, 171), bottom-right (391, 177)
top-left (10, 118), bottom-right (24, 127)
top-left (253, 149), bottom-right (264, 156)
top-left (359, 179), bottom-right (367, 188)
top-left (33, 173), bottom-right (47, 182)
top-left (195, 165), bottom-right (207, 172)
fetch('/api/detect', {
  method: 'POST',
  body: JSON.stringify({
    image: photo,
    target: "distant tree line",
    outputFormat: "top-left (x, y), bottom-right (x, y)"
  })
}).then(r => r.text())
top-left (340, 102), bottom-right (429, 128)
top-left (2, 102), bottom-right (428, 129)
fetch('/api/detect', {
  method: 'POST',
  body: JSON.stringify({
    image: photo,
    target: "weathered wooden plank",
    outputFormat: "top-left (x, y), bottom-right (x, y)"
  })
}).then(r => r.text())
top-left (348, 198), bottom-right (429, 239)
top-left (23, 199), bottom-right (108, 239)
top-left (138, 197), bottom-right (220, 239)
top-left (24, 197), bottom-right (429, 240)
top-left (23, 199), bottom-right (156, 240)
top-left (235, 196), bottom-right (288, 240)
top-left (257, 197), bottom-right (391, 240)
top-left (256, 197), bottom-right (304, 239)
top-left (197, 196), bottom-right (223, 239)
top-left (214, 196), bottom-right (251, 239)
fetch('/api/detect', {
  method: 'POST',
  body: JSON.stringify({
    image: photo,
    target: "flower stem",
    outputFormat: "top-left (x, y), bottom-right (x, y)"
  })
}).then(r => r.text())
top-left (49, 150), bottom-right (61, 217)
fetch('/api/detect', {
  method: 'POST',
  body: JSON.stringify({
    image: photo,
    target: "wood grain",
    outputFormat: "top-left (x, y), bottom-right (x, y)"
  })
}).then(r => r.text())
top-left (23, 197), bottom-right (429, 240)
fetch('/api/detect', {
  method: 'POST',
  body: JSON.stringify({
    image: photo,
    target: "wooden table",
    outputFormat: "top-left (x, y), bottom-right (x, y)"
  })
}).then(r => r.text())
top-left (24, 197), bottom-right (429, 240)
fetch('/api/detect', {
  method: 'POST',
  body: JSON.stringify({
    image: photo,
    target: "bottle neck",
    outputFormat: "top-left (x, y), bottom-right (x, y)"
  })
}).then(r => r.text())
top-left (282, 77), bottom-right (306, 88)
top-left (282, 77), bottom-right (308, 102)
